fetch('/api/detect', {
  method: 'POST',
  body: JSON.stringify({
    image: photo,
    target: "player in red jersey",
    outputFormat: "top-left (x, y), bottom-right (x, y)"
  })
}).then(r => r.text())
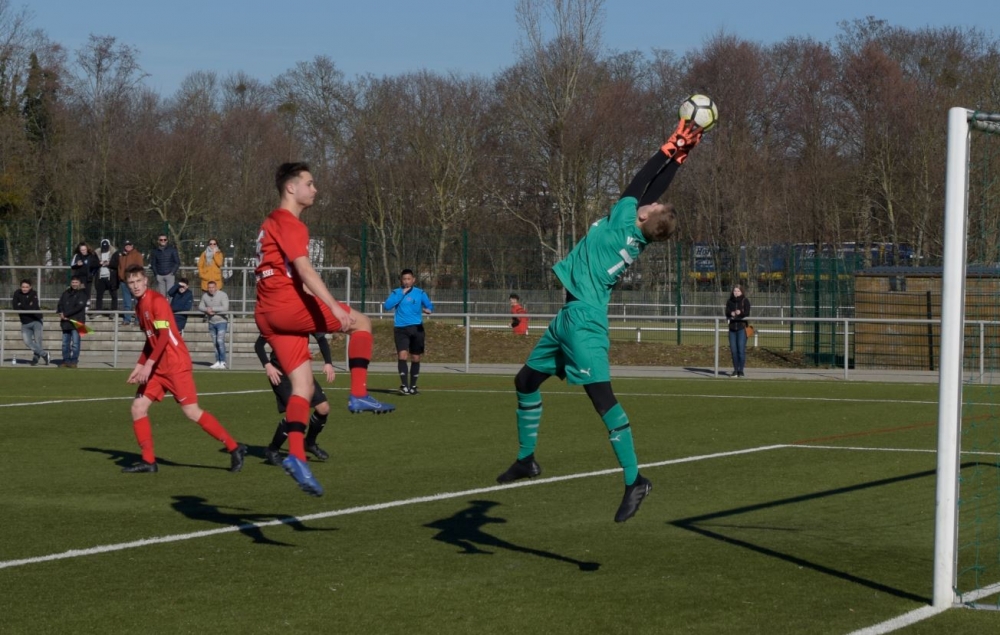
top-left (120, 265), bottom-right (247, 474)
top-left (255, 162), bottom-right (393, 496)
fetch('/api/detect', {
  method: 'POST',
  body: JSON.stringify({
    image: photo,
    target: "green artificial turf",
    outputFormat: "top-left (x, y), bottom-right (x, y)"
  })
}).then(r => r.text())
top-left (0, 368), bottom-right (993, 634)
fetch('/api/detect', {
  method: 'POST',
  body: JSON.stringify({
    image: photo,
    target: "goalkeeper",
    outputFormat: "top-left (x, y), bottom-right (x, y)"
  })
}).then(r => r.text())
top-left (495, 117), bottom-right (706, 522)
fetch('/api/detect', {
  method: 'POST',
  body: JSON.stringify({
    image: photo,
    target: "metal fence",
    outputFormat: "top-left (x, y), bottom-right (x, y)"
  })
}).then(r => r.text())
top-left (4, 310), bottom-right (999, 379)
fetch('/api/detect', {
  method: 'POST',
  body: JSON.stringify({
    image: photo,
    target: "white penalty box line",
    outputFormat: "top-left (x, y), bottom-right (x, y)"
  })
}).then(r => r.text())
top-left (1, 444), bottom-right (800, 571)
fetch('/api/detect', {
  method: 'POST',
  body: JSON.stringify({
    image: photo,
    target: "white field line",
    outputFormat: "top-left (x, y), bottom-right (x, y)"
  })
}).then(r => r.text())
top-left (0, 390), bottom-right (271, 408)
top-left (845, 579), bottom-right (1000, 635)
top-left (0, 444), bottom-right (783, 571)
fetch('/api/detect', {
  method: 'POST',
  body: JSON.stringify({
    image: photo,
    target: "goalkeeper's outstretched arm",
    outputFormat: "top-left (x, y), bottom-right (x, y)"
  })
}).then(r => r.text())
top-left (620, 120), bottom-right (703, 205)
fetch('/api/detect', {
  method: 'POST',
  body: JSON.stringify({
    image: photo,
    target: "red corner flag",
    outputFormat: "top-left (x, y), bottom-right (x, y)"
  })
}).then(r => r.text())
top-left (68, 319), bottom-right (94, 336)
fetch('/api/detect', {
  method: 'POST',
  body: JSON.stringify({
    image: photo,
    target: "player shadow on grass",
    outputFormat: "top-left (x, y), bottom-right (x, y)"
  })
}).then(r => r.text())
top-left (81, 447), bottom-right (230, 471)
top-left (424, 500), bottom-right (600, 572)
top-left (666, 466), bottom-right (968, 604)
top-left (170, 495), bottom-right (336, 546)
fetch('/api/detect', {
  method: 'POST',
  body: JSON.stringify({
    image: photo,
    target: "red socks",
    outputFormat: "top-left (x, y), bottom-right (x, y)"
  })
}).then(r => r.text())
top-left (286, 395), bottom-right (310, 460)
top-left (196, 411), bottom-right (238, 452)
top-left (348, 331), bottom-right (373, 397)
top-left (132, 417), bottom-right (155, 463)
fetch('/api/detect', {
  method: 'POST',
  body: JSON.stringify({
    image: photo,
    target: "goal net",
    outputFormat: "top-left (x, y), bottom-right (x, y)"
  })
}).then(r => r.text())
top-left (936, 108), bottom-right (1000, 609)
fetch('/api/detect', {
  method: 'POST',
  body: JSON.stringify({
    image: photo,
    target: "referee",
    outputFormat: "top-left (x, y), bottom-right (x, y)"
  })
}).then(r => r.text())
top-left (383, 269), bottom-right (434, 395)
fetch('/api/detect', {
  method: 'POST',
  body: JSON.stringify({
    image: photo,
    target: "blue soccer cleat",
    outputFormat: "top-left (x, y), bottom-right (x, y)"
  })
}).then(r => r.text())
top-left (347, 394), bottom-right (396, 415)
top-left (281, 455), bottom-right (324, 497)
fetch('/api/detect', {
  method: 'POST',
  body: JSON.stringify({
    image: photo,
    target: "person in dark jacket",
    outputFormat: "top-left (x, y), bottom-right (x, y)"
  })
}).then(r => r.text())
top-left (150, 234), bottom-right (181, 295)
top-left (725, 285), bottom-right (751, 377)
top-left (12, 279), bottom-right (49, 365)
top-left (57, 276), bottom-right (89, 367)
top-left (70, 242), bottom-right (99, 297)
top-left (167, 278), bottom-right (194, 335)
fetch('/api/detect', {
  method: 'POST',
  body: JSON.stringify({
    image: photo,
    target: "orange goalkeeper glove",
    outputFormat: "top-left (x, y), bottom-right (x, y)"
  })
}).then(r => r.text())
top-left (660, 119), bottom-right (704, 164)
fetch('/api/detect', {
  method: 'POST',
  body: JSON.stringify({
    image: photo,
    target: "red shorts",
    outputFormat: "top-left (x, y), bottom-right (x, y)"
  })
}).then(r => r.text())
top-left (255, 296), bottom-right (349, 371)
top-left (137, 370), bottom-right (199, 405)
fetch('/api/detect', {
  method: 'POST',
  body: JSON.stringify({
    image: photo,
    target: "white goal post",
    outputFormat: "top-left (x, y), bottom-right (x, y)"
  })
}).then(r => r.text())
top-left (934, 107), bottom-right (1000, 608)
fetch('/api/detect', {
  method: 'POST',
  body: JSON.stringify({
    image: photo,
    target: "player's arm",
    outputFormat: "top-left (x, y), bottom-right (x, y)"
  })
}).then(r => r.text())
top-left (129, 320), bottom-right (170, 384)
top-left (422, 291), bottom-right (434, 314)
top-left (312, 333), bottom-right (336, 383)
top-left (383, 288), bottom-right (402, 311)
top-left (619, 120), bottom-right (703, 209)
top-left (255, 334), bottom-right (283, 385)
top-left (291, 256), bottom-right (352, 331)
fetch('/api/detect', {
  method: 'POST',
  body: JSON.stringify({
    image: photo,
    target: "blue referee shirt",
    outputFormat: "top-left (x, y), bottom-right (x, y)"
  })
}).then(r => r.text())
top-left (383, 286), bottom-right (434, 327)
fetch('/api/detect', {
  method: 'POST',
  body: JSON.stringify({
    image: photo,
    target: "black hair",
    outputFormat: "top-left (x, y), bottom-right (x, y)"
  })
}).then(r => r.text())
top-left (20, 278), bottom-right (32, 286)
top-left (178, 277), bottom-right (189, 285)
top-left (400, 269), bottom-right (414, 278)
top-left (276, 162), bottom-right (311, 196)
top-left (509, 293), bottom-right (520, 301)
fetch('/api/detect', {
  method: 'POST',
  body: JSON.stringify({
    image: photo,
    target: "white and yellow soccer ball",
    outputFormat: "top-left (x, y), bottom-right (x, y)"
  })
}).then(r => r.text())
top-left (678, 94), bottom-right (718, 131)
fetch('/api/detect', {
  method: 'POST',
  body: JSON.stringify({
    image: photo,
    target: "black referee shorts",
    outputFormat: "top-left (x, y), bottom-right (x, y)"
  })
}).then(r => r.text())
top-left (394, 324), bottom-right (426, 355)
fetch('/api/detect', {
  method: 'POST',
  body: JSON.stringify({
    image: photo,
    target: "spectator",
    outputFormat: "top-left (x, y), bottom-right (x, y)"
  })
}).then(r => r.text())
top-left (167, 278), bottom-right (194, 335)
top-left (57, 275), bottom-right (89, 368)
top-left (70, 242), bottom-right (99, 297)
top-left (117, 240), bottom-right (144, 325)
top-left (383, 268), bottom-right (434, 395)
top-left (94, 238), bottom-right (119, 318)
top-left (725, 285), bottom-right (751, 378)
top-left (197, 238), bottom-right (225, 291)
top-left (11, 279), bottom-right (49, 365)
top-left (150, 233), bottom-right (180, 295)
top-left (510, 293), bottom-right (529, 335)
top-left (199, 280), bottom-right (229, 369)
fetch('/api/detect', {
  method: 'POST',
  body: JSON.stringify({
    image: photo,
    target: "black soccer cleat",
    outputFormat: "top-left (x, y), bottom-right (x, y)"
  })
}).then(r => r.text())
top-left (264, 447), bottom-right (283, 466)
top-left (408, 386), bottom-right (419, 396)
top-left (306, 443), bottom-right (329, 461)
top-left (229, 443), bottom-right (248, 473)
top-left (122, 461), bottom-right (158, 474)
top-left (399, 385), bottom-right (410, 395)
top-left (614, 474), bottom-right (652, 523)
top-left (496, 454), bottom-right (542, 483)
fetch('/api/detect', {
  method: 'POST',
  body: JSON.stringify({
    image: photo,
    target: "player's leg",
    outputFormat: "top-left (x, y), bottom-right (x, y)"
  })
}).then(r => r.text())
top-left (174, 370), bottom-right (246, 472)
top-left (496, 321), bottom-right (562, 483)
top-left (265, 373), bottom-right (293, 465)
top-left (395, 327), bottom-right (410, 394)
top-left (583, 381), bottom-right (652, 523)
top-left (178, 402), bottom-right (246, 472)
top-left (409, 327), bottom-right (424, 395)
top-left (122, 394), bottom-right (158, 473)
top-left (304, 385), bottom-right (330, 460)
top-left (282, 362), bottom-right (324, 495)
top-left (342, 308), bottom-right (394, 414)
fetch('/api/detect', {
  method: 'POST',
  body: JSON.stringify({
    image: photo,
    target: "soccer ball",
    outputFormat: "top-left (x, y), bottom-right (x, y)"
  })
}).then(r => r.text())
top-left (678, 94), bottom-right (718, 131)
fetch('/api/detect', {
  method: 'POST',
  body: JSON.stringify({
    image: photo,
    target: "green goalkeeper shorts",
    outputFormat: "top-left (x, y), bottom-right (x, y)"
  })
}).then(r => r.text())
top-left (525, 301), bottom-right (610, 385)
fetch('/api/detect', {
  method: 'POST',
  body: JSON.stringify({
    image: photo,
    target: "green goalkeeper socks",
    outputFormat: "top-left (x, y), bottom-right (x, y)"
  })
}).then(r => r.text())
top-left (515, 390), bottom-right (542, 460)
top-left (602, 404), bottom-right (638, 485)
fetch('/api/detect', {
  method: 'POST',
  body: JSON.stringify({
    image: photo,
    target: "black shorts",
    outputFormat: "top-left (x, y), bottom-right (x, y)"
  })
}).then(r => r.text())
top-left (271, 376), bottom-right (327, 414)
top-left (394, 325), bottom-right (426, 355)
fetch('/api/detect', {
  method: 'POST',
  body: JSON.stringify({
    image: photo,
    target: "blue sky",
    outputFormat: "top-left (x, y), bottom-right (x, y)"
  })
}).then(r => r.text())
top-left (20, 0), bottom-right (1000, 96)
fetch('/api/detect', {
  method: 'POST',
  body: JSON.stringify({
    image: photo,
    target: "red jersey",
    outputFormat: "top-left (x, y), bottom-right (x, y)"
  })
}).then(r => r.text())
top-left (255, 208), bottom-right (311, 314)
top-left (135, 289), bottom-right (192, 375)
top-left (512, 304), bottom-right (529, 335)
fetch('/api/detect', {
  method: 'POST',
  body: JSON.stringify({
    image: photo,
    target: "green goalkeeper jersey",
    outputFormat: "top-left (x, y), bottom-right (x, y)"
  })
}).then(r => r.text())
top-left (553, 196), bottom-right (648, 310)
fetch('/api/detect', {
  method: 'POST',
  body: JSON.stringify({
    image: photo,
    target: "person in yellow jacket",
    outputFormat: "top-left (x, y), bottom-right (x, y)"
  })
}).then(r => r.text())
top-left (197, 238), bottom-right (224, 292)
